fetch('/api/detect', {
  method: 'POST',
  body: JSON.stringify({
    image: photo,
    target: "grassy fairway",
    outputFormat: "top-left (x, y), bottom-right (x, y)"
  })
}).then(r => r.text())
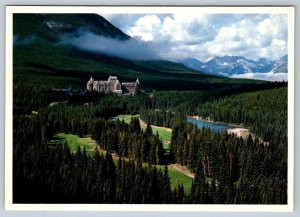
top-left (112, 114), bottom-right (172, 144)
top-left (168, 166), bottom-right (193, 193)
top-left (112, 114), bottom-right (140, 124)
top-left (50, 133), bottom-right (97, 156)
top-left (50, 132), bottom-right (192, 192)
top-left (111, 116), bottom-right (192, 190)
top-left (157, 165), bottom-right (193, 193)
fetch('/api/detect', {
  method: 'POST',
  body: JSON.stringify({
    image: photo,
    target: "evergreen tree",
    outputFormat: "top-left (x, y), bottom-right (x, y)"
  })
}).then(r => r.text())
top-left (190, 162), bottom-right (208, 203)
top-left (161, 164), bottom-right (172, 203)
top-left (145, 122), bottom-right (153, 136)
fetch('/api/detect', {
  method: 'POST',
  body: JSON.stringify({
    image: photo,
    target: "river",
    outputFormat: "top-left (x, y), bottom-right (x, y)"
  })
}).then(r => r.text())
top-left (187, 116), bottom-right (235, 133)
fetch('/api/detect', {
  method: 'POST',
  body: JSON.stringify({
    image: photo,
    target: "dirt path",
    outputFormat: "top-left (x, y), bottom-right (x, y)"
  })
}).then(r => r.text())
top-left (139, 119), bottom-right (172, 132)
top-left (99, 146), bottom-right (195, 179)
top-left (170, 163), bottom-right (195, 178)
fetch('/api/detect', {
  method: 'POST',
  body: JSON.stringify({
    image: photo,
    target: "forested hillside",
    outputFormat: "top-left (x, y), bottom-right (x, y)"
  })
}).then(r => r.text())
top-left (13, 85), bottom-right (288, 204)
top-left (12, 13), bottom-right (288, 205)
top-left (143, 87), bottom-right (288, 204)
top-left (196, 87), bottom-right (287, 145)
top-left (14, 13), bottom-right (266, 94)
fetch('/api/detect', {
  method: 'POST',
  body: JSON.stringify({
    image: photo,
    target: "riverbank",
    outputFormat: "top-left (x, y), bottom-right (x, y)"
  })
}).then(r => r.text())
top-left (227, 128), bottom-right (249, 139)
top-left (187, 116), bottom-right (270, 145)
top-left (187, 115), bottom-right (244, 128)
top-left (187, 115), bottom-right (250, 140)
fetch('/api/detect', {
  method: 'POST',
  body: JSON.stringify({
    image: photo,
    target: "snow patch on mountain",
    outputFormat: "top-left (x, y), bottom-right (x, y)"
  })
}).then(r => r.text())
top-left (179, 55), bottom-right (288, 81)
top-left (45, 21), bottom-right (73, 30)
top-left (271, 55), bottom-right (288, 73)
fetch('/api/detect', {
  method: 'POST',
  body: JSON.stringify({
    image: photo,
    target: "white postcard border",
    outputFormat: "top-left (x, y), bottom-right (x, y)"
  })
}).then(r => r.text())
top-left (5, 5), bottom-right (295, 212)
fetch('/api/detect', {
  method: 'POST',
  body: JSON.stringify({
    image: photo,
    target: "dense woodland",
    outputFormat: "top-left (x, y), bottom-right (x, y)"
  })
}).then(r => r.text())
top-left (12, 13), bottom-right (288, 205)
top-left (13, 79), bottom-right (288, 204)
top-left (14, 108), bottom-right (179, 203)
top-left (196, 87), bottom-right (287, 145)
top-left (170, 122), bottom-right (286, 204)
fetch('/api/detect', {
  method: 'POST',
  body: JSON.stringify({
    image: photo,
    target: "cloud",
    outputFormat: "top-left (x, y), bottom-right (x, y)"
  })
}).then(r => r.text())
top-left (57, 13), bottom-right (288, 73)
top-left (204, 14), bottom-right (287, 61)
top-left (128, 15), bottom-right (162, 41)
top-left (127, 14), bottom-right (218, 44)
top-left (13, 35), bottom-right (35, 46)
top-left (100, 14), bottom-right (148, 32)
top-left (59, 29), bottom-right (159, 60)
top-left (121, 14), bottom-right (221, 61)
top-left (230, 72), bottom-right (287, 82)
top-left (104, 13), bottom-right (288, 62)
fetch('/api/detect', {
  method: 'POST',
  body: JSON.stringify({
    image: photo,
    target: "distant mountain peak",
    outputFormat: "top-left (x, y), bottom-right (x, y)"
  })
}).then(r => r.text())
top-left (179, 55), bottom-right (288, 76)
top-left (280, 55), bottom-right (288, 61)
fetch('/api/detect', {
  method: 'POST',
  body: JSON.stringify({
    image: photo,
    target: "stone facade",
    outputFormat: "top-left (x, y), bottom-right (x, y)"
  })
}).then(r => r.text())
top-left (87, 76), bottom-right (140, 96)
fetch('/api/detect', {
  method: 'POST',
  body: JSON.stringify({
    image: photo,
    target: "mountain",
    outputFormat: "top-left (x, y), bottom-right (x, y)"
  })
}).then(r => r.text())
top-left (13, 14), bottom-right (266, 93)
top-left (272, 55), bottom-right (288, 73)
top-left (180, 55), bottom-right (288, 76)
top-left (13, 13), bottom-right (130, 41)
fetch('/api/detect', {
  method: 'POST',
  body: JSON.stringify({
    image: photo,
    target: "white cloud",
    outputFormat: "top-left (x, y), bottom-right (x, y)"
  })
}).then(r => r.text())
top-left (127, 15), bottom-right (162, 41)
top-left (204, 15), bottom-right (287, 61)
top-left (103, 13), bottom-right (288, 62)
top-left (123, 14), bottom-right (220, 61)
top-left (271, 39), bottom-right (286, 47)
top-left (230, 72), bottom-right (287, 81)
top-left (257, 18), bottom-right (273, 35)
top-left (60, 30), bottom-right (159, 60)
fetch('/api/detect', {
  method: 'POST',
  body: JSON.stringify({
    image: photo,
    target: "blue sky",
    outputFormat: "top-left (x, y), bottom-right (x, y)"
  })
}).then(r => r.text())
top-left (102, 13), bottom-right (288, 62)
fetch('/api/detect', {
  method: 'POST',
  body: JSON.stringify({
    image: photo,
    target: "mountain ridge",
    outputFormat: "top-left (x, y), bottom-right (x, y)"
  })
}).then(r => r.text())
top-left (180, 55), bottom-right (288, 77)
top-left (14, 13), bottom-right (130, 41)
top-left (13, 13), bottom-right (267, 92)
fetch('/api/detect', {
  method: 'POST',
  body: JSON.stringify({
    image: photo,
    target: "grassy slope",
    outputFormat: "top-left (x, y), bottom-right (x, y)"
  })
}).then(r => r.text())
top-left (157, 165), bottom-right (193, 193)
top-left (50, 133), bottom-right (97, 156)
top-left (112, 114), bottom-right (172, 143)
top-left (51, 133), bottom-right (192, 192)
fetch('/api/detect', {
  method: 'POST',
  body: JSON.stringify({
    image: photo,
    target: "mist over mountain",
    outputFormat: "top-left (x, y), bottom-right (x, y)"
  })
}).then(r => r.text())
top-left (59, 30), bottom-right (160, 61)
top-left (13, 13), bottom-right (288, 82)
top-left (13, 14), bottom-right (164, 61)
top-left (15, 13), bottom-right (261, 92)
top-left (14, 13), bottom-right (130, 41)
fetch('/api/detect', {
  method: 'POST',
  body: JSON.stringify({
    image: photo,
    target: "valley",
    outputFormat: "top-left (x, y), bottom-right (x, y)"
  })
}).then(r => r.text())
top-left (12, 13), bottom-right (288, 205)
top-left (49, 132), bottom-right (193, 192)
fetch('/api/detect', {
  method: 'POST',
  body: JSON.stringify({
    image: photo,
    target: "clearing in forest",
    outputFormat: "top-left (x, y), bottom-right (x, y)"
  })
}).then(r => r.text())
top-left (157, 165), bottom-right (193, 193)
top-left (49, 133), bottom-right (97, 156)
top-left (49, 133), bottom-right (193, 192)
top-left (112, 114), bottom-right (172, 144)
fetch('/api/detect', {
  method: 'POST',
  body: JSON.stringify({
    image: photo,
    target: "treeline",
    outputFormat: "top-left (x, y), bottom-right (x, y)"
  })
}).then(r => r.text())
top-left (13, 70), bottom-right (288, 204)
top-left (196, 86), bottom-right (287, 145)
top-left (38, 104), bottom-right (165, 164)
top-left (139, 83), bottom-right (287, 129)
top-left (14, 116), bottom-right (173, 203)
top-left (140, 109), bottom-right (184, 128)
top-left (170, 122), bottom-right (287, 204)
top-left (13, 115), bottom-right (187, 203)
top-left (14, 74), bottom-right (287, 117)
top-left (13, 112), bottom-right (172, 203)
top-left (92, 118), bottom-right (164, 165)
top-left (143, 82), bottom-right (287, 112)
top-left (14, 111), bottom-right (287, 204)
top-left (13, 83), bottom-right (142, 116)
